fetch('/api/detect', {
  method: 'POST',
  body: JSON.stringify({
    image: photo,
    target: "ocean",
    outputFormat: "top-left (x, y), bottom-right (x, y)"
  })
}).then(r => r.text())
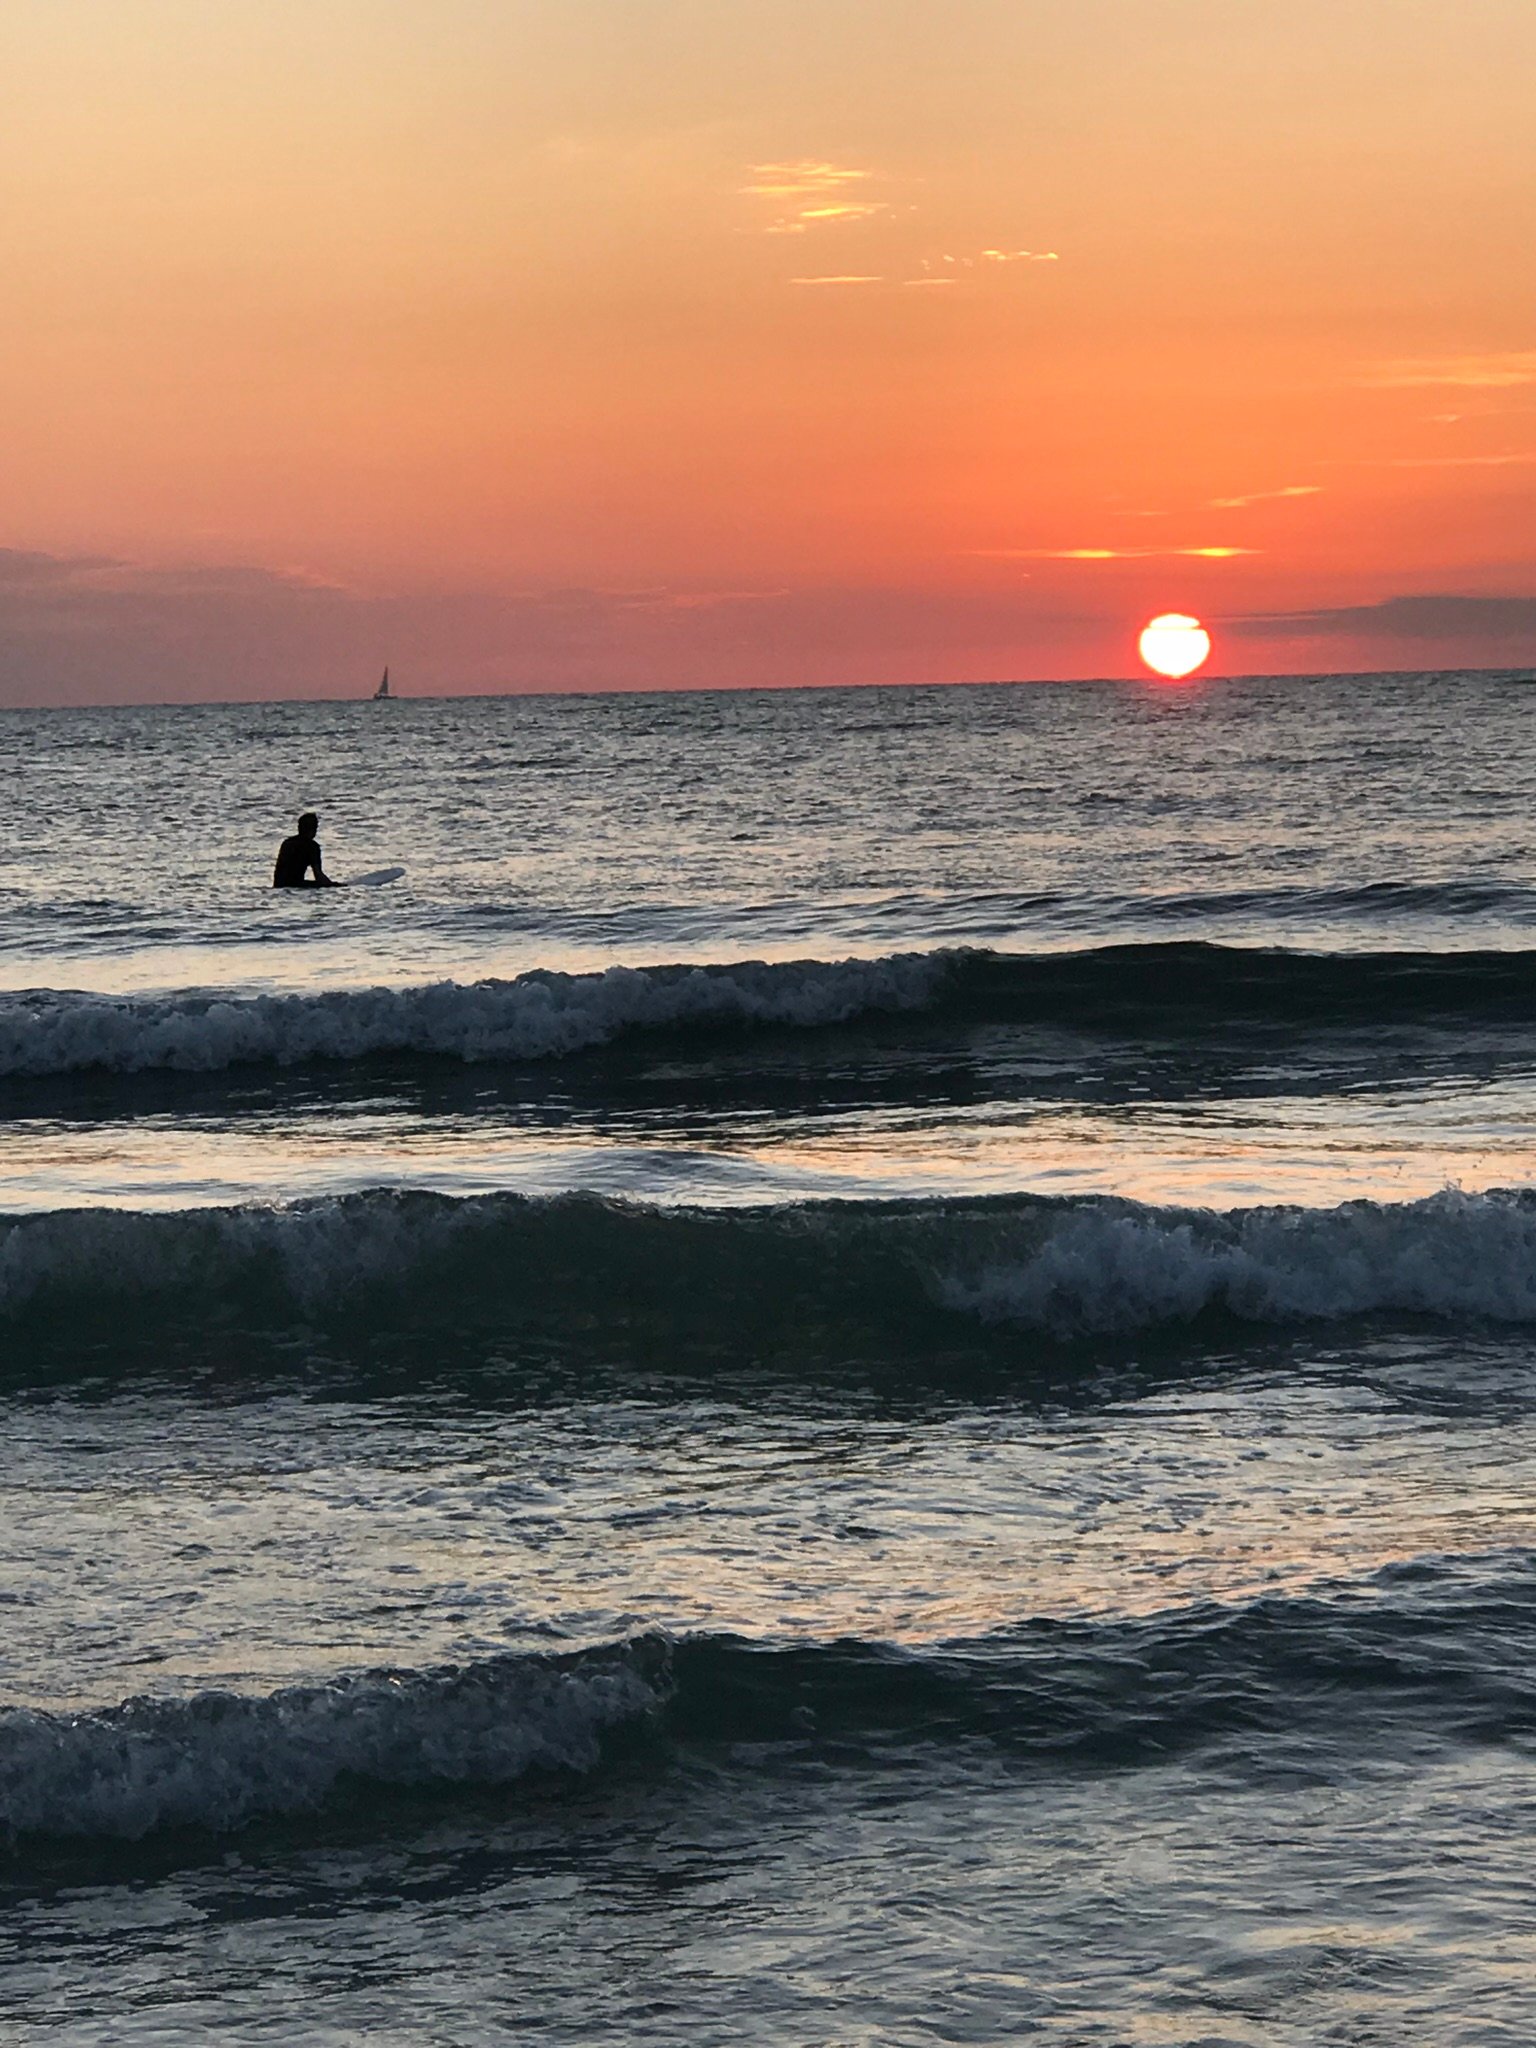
top-left (4, 670), bottom-right (1536, 2043)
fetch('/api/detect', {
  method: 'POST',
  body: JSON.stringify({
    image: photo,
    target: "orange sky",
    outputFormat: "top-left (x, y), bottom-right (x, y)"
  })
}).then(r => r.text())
top-left (1, 0), bottom-right (1533, 701)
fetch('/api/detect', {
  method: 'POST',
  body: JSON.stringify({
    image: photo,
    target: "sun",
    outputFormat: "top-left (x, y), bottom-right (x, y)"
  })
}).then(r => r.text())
top-left (1138, 613), bottom-right (1211, 680)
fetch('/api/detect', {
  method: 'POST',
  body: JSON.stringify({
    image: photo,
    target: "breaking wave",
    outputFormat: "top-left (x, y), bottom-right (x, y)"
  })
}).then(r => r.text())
top-left (0, 1642), bottom-right (663, 1841)
top-left (6, 1184), bottom-right (1536, 1348)
top-left (9, 1564), bottom-right (1536, 1840)
top-left (0, 953), bottom-right (948, 1078)
top-left (5, 941), bottom-right (1536, 1079)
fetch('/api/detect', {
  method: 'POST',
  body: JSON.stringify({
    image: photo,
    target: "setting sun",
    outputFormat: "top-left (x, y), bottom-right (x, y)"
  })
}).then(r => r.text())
top-left (1138, 614), bottom-right (1212, 680)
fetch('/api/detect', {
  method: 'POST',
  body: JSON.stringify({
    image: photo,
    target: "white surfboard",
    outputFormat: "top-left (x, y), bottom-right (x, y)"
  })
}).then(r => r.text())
top-left (349, 867), bottom-right (405, 888)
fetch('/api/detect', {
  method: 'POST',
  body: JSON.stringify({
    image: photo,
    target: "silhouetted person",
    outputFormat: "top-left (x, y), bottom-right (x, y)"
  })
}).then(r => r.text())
top-left (273, 812), bottom-right (340, 887)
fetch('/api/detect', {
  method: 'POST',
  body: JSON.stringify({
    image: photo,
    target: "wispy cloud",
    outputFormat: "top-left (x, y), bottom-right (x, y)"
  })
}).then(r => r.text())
top-left (798, 203), bottom-right (887, 222)
top-left (970, 546), bottom-right (1257, 561)
top-left (1367, 351), bottom-right (1536, 390)
top-left (590, 585), bottom-right (790, 613)
top-left (742, 160), bottom-right (873, 200)
top-left (0, 548), bottom-right (348, 600)
top-left (1208, 485), bottom-right (1322, 510)
top-left (907, 249), bottom-right (1060, 283)
top-left (1230, 592), bottom-right (1536, 641)
top-left (1388, 452), bottom-right (1536, 468)
top-left (765, 202), bottom-right (889, 234)
top-left (744, 160), bottom-right (1061, 285)
top-left (667, 589), bottom-right (790, 611)
top-left (743, 159), bottom-right (890, 235)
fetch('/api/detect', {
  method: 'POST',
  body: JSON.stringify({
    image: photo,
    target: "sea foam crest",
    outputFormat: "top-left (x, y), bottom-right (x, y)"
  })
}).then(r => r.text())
top-left (7, 942), bottom-right (1536, 1079)
top-left (6, 1186), bottom-right (1536, 1339)
top-left (0, 953), bottom-right (949, 1077)
top-left (941, 1187), bottom-right (1536, 1332)
top-left (13, 1581), bottom-right (1536, 1839)
top-left (0, 1646), bottom-right (663, 1840)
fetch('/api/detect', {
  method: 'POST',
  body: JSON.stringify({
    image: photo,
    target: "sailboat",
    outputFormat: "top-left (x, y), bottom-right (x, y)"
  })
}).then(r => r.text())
top-left (372, 666), bottom-right (391, 701)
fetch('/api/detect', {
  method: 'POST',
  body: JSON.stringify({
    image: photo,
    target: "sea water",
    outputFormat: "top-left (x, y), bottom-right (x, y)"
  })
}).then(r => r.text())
top-left (3, 673), bottom-right (1536, 2043)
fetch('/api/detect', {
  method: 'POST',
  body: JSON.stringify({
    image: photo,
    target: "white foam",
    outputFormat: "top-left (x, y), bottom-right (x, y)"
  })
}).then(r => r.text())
top-left (0, 1649), bottom-right (661, 1839)
top-left (6, 1184), bottom-right (1536, 1338)
top-left (0, 954), bottom-right (950, 1077)
top-left (940, 1187), bottom-right (1536, 1334)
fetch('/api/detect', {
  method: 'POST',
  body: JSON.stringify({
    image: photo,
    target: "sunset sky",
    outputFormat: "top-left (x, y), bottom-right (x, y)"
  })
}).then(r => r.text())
top-left (2, 0), bottom-right (1534, 702)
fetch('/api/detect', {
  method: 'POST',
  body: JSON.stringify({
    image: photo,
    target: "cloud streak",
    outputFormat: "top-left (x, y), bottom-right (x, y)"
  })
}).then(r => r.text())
top-left (1208, 485), bottom-right (1322, 509)
top-left (1230, 593), bottom-right (1536, 641)
top-left (1367, 351), bottom-right (1536, 390)
top-left (0, 548), bottom-right (347, 601)
top-left (1388, 452), bottom-right (1536, 469)
top-left (797, 203), bottom-right (887, 222)
top-left (745, 159), bottom-right (1061, 284)
top-left (743, 159), bottom-right (890, 235)
top-left (908, 250), bottom-right (1060, 283)
top-left (742, 161), bottom-right (873, 199)
top-left (970, 546), bottom-right (1257, 561)
top-left (592, 586), bottom-right (790, 613)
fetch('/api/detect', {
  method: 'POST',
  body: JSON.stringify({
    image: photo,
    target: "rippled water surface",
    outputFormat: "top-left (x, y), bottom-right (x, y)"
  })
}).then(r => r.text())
top-left (4, 673), bottom-right (1536, 2044)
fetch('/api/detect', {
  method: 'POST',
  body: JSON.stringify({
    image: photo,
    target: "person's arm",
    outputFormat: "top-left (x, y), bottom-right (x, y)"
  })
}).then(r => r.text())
top-left (308, 843), bottom-right (341, 886)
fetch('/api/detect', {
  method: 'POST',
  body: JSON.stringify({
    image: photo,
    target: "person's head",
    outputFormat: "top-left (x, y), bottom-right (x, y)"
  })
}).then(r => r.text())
top-left (297, 812), bottom-right (319, 837)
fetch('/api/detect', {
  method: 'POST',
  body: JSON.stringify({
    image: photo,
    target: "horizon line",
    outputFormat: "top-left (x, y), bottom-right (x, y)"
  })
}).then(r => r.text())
top-left (3, 663), bottom-right (1534, 714)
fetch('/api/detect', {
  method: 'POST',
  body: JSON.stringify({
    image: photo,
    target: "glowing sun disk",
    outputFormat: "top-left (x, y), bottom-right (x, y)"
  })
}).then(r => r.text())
top-left (1139, 613), bottom-right (1211, 679)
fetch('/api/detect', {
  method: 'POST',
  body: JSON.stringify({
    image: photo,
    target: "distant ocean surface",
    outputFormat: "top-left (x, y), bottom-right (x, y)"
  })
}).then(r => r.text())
top-left (6, 672), bottom-right (1536, 2044)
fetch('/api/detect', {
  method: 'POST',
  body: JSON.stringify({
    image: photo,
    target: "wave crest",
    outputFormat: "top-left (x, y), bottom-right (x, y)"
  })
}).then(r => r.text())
top-left (6, 1186), bottom-right (1536, 1349)
top-left (0, 953), bottom-right (949, 1078)
top-left (942, 1187), bottom-right (1536, 1332)
top-left (6, 942), bottom-right (1536, 1079)
top-left (0, 1643), bottom-right (664, 1841)
top-left (11, 1570), bottom-right (1536, 1840)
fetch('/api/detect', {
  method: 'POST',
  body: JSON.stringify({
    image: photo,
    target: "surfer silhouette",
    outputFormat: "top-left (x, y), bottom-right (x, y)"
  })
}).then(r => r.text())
top-left (273, 812), bottom-right (340, 887)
